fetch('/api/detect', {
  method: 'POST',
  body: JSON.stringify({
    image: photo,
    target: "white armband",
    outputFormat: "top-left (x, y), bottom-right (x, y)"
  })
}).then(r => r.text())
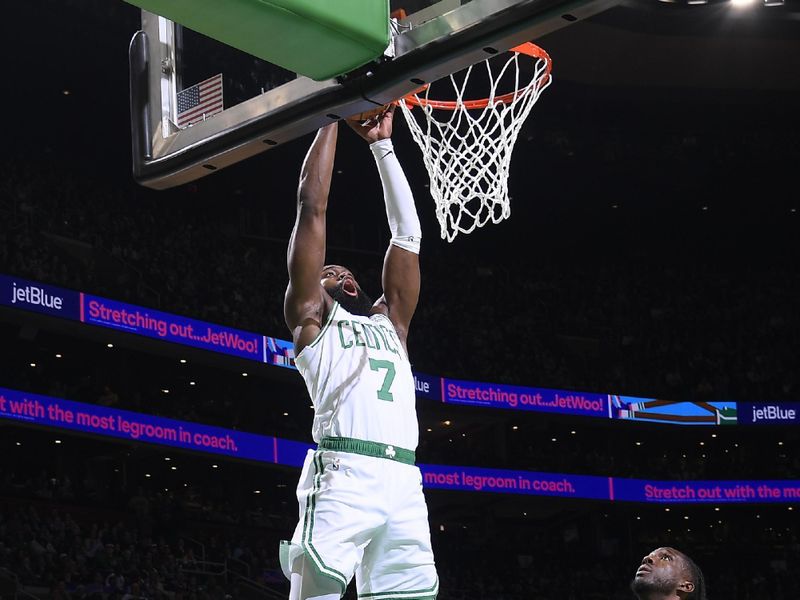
top-left (370, 138), bottom-right (421, 254)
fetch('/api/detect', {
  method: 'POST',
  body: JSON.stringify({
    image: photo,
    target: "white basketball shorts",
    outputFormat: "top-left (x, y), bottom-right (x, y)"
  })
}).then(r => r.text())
top-left (280, 444), bottom-right (438, 600)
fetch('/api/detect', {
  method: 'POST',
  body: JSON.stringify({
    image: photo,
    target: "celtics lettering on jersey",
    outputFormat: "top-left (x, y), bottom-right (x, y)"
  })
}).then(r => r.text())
top-left (294, 301), bottom-right (419, 450)
top-left (336, 314), bottom-right (402, 401)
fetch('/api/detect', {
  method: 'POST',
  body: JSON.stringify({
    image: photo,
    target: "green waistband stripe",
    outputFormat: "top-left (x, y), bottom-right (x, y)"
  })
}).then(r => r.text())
top-left (318, 436), bottom-right (415, 465)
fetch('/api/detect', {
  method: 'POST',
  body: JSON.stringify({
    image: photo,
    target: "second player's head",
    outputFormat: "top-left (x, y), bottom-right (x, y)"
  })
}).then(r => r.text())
top-left (631, 547), bottom-right (706, 600)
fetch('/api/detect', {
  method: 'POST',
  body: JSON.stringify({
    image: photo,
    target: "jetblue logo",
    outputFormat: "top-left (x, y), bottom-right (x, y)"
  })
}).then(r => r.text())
top-left (11, 281), bottom-right (63, 310)
top-left (413, 373), bottom-right (440, 400)
top-left (414, 376), bottom-right (430, 394)
top-left (751, 405), bottom-right (797, 423)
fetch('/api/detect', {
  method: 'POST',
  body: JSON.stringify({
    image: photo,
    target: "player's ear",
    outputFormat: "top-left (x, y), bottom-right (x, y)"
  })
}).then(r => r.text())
top-left (677, 580), bottom-right (695, 594)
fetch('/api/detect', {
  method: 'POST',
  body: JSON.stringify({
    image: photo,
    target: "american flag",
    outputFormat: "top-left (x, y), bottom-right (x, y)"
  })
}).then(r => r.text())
top-left (176, 73), bottom-right (223, 127)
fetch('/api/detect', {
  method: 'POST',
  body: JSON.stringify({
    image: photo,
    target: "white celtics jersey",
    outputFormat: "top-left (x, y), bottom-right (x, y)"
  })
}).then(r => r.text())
top-left (294, 301), bottom-right (419, 451)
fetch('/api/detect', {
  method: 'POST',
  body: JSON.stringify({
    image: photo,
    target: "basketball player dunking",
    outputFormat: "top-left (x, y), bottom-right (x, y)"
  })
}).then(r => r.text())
top-left (279, 106), bottom-right (438, 600)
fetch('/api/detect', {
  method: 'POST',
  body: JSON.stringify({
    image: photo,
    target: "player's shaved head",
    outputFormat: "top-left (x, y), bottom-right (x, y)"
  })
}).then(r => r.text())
top-left (631, 547), bottom-right (706, 600)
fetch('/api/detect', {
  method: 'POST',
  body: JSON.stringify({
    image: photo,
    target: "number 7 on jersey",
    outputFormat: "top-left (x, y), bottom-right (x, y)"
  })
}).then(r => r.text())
top-left (368, 358), bottom-right (396, 401)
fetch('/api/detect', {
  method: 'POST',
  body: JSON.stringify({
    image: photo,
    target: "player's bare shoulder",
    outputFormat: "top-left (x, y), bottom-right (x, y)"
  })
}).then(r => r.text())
top-left (287, 287), bottom-right (333, 355)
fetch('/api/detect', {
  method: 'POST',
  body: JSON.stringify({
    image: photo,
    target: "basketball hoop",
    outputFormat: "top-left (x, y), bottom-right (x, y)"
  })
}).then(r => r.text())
top-left (397, 43), bottom-right (552, 242)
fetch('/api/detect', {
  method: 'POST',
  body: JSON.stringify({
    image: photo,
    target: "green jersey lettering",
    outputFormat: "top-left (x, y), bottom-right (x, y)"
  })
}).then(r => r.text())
top-left (351, 321), bottom-right (369, 348)
top-left (378, 324), bottom-right (398, 354)
top-left (367, 323), bottom-right (388, 351)
top-left (369, 358), bottom-right (396, 402)
top-left (362, 324), bottom-right (379, 349)
top-left (337, 320), bottom-right (353, 349)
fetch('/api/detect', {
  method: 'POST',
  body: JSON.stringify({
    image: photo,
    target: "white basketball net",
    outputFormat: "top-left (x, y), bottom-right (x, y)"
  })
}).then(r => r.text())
top-left (399, 45), bottom-right (552, 242)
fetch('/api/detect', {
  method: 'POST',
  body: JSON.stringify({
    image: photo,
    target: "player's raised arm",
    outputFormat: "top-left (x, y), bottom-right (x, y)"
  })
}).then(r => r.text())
top-left (284, 123), bottom-right (338, 352)
top-left (346, 106), bottom-right (421, 347)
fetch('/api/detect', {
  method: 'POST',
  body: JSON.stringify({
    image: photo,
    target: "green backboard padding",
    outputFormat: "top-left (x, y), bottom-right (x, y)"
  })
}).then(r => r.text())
top-left (125, 0), bottom-right (390, 81)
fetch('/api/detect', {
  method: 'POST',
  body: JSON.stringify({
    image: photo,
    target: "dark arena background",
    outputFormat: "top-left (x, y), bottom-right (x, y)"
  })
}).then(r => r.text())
top-left (2, 1), bottom-right (800, 599)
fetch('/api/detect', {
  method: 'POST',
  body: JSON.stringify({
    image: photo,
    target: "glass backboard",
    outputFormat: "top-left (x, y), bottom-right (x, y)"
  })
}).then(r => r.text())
top-left (129, 0), bottom-right (621, 189)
